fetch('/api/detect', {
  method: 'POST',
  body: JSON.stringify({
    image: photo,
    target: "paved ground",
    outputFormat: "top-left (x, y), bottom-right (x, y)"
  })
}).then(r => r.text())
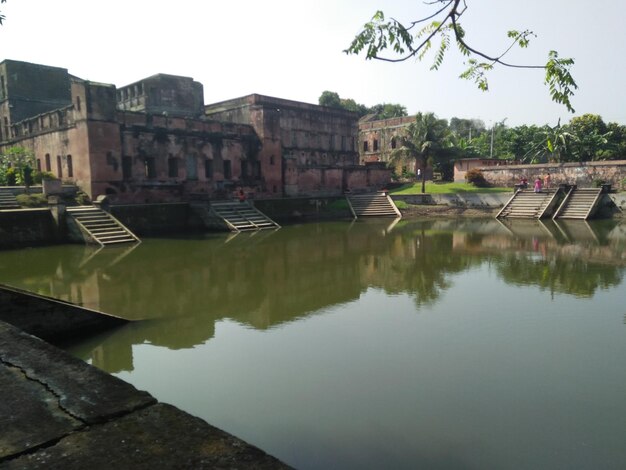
top-left (0, 320), bottom-right (291, 469)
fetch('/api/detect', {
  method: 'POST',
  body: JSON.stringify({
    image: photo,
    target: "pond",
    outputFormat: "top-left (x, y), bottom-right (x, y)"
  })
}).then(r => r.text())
top-left (1, 218), bottom-right (625, 469)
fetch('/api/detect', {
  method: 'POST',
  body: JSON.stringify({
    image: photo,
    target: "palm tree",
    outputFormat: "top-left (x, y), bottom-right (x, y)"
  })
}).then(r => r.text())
top-left (390, 112), bottom-right (452, 193)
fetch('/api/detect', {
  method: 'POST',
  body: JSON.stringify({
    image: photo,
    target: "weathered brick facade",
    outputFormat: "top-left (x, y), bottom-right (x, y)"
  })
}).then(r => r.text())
top-left (0, 60), bottom-right (391, 202)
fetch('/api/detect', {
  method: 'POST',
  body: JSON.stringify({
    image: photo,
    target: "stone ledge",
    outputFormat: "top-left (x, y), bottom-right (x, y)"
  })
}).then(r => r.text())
top-left (0, 320), bottom-right (291, 468)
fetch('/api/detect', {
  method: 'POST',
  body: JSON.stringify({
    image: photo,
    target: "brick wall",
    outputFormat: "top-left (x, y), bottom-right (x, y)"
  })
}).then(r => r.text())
top-left (480, 161), bottom-right (626, 190)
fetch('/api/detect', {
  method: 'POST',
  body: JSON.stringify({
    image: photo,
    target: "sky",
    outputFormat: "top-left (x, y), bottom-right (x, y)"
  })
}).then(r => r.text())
top-left (1, 0), bottom-right (624, 127)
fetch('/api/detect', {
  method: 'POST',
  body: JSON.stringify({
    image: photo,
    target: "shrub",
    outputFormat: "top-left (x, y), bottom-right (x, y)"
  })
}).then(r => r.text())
top-left (75, 191), bottom-right (91, 205)
top-left (5, 167), bottom-right (17, 186)
top-left (32, 171), bottom-right (57, 184)
top-left (592, 179), bottom-right (606, 188)
top-left (465, 168), bottom-right (489, 187)
top-left (15, 193), bottom-right (48, 207)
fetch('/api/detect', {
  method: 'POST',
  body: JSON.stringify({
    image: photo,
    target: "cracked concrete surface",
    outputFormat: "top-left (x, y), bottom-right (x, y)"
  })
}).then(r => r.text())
top-left (0, 321), bottom-right (291, 469)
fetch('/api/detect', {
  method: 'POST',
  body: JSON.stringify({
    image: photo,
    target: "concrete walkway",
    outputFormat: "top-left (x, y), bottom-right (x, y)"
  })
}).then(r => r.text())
top-left (0, 320), bottom-right (291, 469)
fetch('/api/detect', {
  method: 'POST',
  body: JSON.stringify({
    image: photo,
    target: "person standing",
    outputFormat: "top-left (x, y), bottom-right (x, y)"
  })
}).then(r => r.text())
top-left (534, 177), bottom-right (543, 193)
top-left (544, 172), bottom-right (551, 189)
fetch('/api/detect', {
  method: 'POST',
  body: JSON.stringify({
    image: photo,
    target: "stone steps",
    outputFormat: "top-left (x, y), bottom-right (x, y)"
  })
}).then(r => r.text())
top-left (0, 188), bottom-right (20, 209)
top-left (554, 188), bottom-right (603, 220)
top-left (209, 202), bottom-right (280, 232)
top-left (66, 206), bottom-right (140, 246)
top-left (347, 193), bottom-right (401, 218)
top-left (497, 190), bottom-right (558, 219)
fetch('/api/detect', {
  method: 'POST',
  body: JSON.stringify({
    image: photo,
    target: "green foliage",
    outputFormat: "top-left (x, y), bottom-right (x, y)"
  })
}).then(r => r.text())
top-left (545, 51), bottom-right (577, 113)
top-left (32, 171), bottom-right (57, 184)
top-left (319, 90), bottom-right (342, 109)
top-left (393, 199), bottom-right (409, 209)
top-left (15, 193), bottom-right (47, 207)
top-left (390, 181), bottom-right (509, 195)
top-left (345, 1), bottom-right (577, 112)
top-left (464, 168), bottom-right (489, 187)
top-left (0, 146), bottom-right (36, 186)
top-left (390, 112), bottom-right (454, 193)
top-left (5, 166), bottom-right (16, 185)
top-left (318, 91), bottom-right (406, 119)
top-left (75, 191), bottom-right (91, 205)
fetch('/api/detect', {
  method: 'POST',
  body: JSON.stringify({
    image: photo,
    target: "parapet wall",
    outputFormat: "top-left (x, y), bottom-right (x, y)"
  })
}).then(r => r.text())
top-left (480, 161), bottom-right (626, 190)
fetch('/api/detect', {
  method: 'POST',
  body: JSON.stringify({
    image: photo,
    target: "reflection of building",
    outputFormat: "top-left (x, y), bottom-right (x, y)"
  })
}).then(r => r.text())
top-left (0, 59), bottom-right (390, 202)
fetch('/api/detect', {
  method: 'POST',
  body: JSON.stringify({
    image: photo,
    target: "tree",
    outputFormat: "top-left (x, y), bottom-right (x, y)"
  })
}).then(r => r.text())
top-left (318, 91), bottom-right (407, 118)
top-left (449, 117), bottom-right (485, 139)
top-left (390, 112), bottom-right (452, 193)
top-left (318, 90), bottom-right (342, 109)
top-left (345, 0), bottom-right (577, 112)
top-left (368, 103), bottom-right (408, 120)
top-left (543, 122), bottom-right (575, 163)
top-left (0, 146), bottom-right (35, 186)
top-left (0, 0), bottom-right (5, 25)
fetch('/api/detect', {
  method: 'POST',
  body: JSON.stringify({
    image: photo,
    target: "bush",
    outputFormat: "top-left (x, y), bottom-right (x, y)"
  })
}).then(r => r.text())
top-left (5, 167), bottom-right (17, 186)
top-left (75, 191), bottom-right (91, 205)
top-left (32, 171), bottom-right (57, 184)
top-left (15, 193), bottom-right (48, 207)
top-left (465, 168), bottom-right (489, 187)
top-left (592, 179), bottom-right (606, 188)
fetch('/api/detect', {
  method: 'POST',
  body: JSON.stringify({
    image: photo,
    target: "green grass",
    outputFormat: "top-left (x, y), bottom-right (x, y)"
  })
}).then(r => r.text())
top-left (390, 181), bottom-right (511, 195)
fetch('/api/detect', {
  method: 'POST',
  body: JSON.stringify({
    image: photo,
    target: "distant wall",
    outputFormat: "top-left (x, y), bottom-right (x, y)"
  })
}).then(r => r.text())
top-left (0, 208), bottom-right (58, 249)
top-left (481, 161), bottom-right (626, 190)
top-left (111, 203), bottom-right (202, 235)
top-left (254, 197), bottom-right (351, 222)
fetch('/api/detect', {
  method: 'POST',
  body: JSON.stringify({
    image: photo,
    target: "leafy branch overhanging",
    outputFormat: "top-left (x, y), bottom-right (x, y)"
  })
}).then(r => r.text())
top-left (345, 0), bottom-right (577, 112)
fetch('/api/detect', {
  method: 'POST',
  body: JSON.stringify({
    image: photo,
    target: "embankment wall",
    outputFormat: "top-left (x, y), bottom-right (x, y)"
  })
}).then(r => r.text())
top-left (0, 208), bottom-right (58, 248)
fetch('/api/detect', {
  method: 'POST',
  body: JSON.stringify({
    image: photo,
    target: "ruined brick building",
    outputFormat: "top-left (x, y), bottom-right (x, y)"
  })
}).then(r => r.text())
top-left (0, 59), bottom-right (389, 203)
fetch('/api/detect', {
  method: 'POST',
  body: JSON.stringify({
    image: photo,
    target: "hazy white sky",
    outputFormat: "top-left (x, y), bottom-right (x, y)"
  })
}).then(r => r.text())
top-left (2, 0), bottom-right (624, 126)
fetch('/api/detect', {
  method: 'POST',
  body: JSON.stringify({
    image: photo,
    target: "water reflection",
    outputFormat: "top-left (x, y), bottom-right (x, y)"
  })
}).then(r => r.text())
top-left (0, 218), bottom-right (624, 367)
top-left (2, 218), bottom-right (626, 469)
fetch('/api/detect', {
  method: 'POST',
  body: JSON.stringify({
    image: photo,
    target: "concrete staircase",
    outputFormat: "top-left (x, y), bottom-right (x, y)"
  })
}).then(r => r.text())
top-left (0, 187), bottom-right (20, 209)
top-left (209, 201), bottom-right (280, 232)
top-left (347, 193), bottom-right (402, 218)
top-left (66, 206), bottom-right (140, 246)
top-left (496, 189), bottom-right (560, 219)
top-left (553, 187), bottom-right (603, 220)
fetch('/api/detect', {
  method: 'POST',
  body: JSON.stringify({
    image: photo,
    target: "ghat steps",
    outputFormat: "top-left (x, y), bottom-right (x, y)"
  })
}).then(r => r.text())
top-left (553, 187), bottom-right (603, 220)
top-left (66, 206), bottom-right (140, 246)
top-left (208, 201), bottom-right (280, 232)
top-left (0, 187), bottom-right (20, 209)
top-left (496, 189), bottom-right (560, 219)
top-left (347, 193), bottom-right (402, 218)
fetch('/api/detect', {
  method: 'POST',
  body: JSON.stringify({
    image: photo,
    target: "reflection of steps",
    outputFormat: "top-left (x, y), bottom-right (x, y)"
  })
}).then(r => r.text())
top-left (66, 206), bottom-right (140, 246)
top-left (209, 201), bottom-right (280, 232)
top-left (0, 187), bottom-right (20, 209)
top-left (553, 187), bottom-right (603, 220)
top-left (347, 193), bottom-right (401, 218)
top-left (496, 190), bottom-right (559, 219)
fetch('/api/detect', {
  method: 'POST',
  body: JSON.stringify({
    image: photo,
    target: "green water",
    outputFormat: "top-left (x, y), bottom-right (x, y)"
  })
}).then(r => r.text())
top-left (1, 218), bottom-right (626, 469)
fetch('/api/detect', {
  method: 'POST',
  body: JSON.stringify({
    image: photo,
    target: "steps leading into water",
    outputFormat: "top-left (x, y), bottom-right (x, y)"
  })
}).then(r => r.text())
top-left (496, 189), bottom-right (560, 219)
top-left (208, 201), bottom-right (280, 232)
top-left (347, 193), bottom-right (401, 218)
top-left (553, 187), bottom-right (603, 220)
top-left (66, 206), bottom-right (140, 246)
top-left (0, 187), bottom-right (20, 209)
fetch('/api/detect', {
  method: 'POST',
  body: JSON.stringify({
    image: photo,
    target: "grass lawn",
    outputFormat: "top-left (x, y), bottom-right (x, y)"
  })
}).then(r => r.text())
top-left (390, 181), bottom-right (511, 195)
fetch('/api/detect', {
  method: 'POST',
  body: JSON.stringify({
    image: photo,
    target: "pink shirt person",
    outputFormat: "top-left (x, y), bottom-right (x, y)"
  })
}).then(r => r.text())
top-left (534, 177), bottom-right (543, 192)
